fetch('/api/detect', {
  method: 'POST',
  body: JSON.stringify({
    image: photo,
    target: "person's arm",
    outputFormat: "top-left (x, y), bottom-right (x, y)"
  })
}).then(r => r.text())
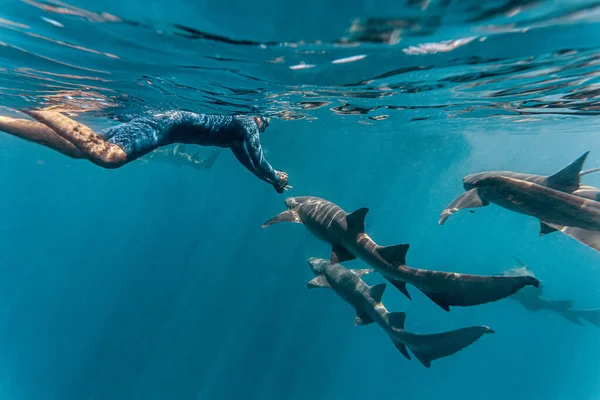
top-left (230, 131), bottom-right (289, 193)
top-left (230, 139), bottom-right (277, 184)
top-left (244, 128), bottom-right (280, 184)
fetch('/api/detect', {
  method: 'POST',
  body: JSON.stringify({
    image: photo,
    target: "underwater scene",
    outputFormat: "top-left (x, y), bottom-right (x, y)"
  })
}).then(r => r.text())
top-left (1, 0), bottom-right (600, 399)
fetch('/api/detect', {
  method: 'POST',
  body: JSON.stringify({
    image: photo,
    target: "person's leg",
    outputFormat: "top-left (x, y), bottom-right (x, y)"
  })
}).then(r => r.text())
top-left (23, 110), bottom-right (127, 168)
top-left (0, 115), bottom-right (84, 158)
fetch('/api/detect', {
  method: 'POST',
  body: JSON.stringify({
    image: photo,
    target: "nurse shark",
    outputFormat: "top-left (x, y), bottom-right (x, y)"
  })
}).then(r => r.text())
top-left (263, 196), bottom-right (538, 311)
top-left (306, 257), bottom-right (494, 368)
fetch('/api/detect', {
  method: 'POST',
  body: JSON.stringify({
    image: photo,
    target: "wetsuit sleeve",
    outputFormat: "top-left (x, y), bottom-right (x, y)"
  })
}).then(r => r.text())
top-left (230, 128), bottom-right (280, 185)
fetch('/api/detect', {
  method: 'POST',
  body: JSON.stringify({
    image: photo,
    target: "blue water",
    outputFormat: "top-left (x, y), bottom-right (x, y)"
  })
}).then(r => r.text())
top-left (1, 0), bottom-right (600, 399)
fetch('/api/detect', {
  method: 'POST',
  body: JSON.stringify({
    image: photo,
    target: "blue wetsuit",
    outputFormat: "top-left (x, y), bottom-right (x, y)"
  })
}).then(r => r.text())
top-left (99, 111), bottom-right (281, 186)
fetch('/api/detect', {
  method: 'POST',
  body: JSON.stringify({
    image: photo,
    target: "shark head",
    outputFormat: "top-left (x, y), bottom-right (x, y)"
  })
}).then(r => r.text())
top-left (463, 172), bottom-right (487, 190)
top-left (284, 196), bottom-right (313, 210)
top-left (307, 257), bottom-right (329, 275)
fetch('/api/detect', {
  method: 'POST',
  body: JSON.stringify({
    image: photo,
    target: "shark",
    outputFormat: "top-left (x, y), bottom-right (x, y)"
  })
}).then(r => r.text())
top-left (439, 152), bottom-right (600, 252)
top-left (139, 144), bottom-right (221, 170)
top-left (306, 257), bottom-right (494, 368)
top-left (263, 196), bottom-right (538, 311)
top-left (505, 257), bottom-right (600, 327)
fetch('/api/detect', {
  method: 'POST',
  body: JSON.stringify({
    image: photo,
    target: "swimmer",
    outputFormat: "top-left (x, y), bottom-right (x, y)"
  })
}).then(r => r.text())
top-left (140, 144), bottom-right (221, 171)
top-left (0, 110), bottom-right (290, 193)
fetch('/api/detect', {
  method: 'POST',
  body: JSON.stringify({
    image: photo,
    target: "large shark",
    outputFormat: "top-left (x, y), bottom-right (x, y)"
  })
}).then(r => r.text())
top-left (306, 257), bottom-right (494, 368)
top-left (263, 196), bottom-right (538, 311)
top-left (439, 152), bottom-right (600, 251)
top-left (468, 175), bottom-right (600, 251)
top-left (505, 258), bottom-right (600, 327)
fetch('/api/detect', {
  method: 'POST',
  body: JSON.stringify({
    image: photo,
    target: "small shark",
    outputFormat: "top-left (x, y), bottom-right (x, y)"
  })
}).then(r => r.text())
top-left (263, 196), bottom-right (538, 311)
top-left (505, 257), bottom-right (600, 327)
top-left (440, 152), bottom-right (600, 252)
top-left (140, 144), bottom-right (221, 170)
top-left (306, 257), bottom-right (494, 368)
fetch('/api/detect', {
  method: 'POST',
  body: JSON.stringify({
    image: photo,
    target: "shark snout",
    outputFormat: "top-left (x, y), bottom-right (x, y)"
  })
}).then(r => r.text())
top-left (463, 174), bottom-right (479, 190)
top-left (284, 197), bottom-right (298, 209)
top-left (307, 257), bottom-right (328, 274)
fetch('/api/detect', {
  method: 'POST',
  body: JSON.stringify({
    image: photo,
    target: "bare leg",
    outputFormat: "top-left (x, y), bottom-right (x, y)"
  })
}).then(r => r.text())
top-left (0, 115), bottom-right (84, 158)
top-left (23, 110), bottom-right (127, 169)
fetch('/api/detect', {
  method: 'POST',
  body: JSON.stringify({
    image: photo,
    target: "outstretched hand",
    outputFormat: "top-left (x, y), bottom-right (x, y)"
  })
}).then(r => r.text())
top-left (274, 171), bottom-right (292, 194)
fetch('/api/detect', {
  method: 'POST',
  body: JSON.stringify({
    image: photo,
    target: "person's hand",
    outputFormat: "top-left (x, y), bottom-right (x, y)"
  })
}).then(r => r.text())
top-left (274, 171), bottom-right (291, 193)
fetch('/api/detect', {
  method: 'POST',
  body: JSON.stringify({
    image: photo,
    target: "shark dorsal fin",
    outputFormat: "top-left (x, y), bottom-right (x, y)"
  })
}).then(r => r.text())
top-left (369, 283), bottom-right (386, 303)
top-left (377, 244), bottom-right (409, 266)
top-left (346, 207), bottom-right (368, 233)
top-left (547, 151), bottom-right (590, 190)
top-left (387, 311), bottom-right (406, 330)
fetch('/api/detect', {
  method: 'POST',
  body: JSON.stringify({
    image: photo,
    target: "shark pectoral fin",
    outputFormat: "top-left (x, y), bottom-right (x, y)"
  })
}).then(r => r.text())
top-left (388, 279), bottom-right (412, 300)
top-left (419, 290), bottom-right (451, 312)
top-left (439, 188), bottom-right (488, 225)
top-left (391, 340), bottom-right (411, 360)
top-left (543, 223), bottom-right (600, 253)
top-left (562, 226), bottom-right (600, 253)
top-left (262, 210), bottom-right (300, 228)
top-left (368, 283), bottom-right (386, 303)
top-left (350, 268), bottom-right (374, 278)
top-left (331, 245), bottom-right (356, 263)
top-left (354, 310), bottom-right (375, 326)
top-left (547, 151), bottom-right (589, 190)
top-left (307, 275), bottom-right (331, 289)
top-left (377, 244), bottom-right (409, 266)
top-left (547, 299), bottom-right (574, 311)
top-left (346, 207), bottom-right (369, 233)
top-left (540, 221), bottom-right (559, 236)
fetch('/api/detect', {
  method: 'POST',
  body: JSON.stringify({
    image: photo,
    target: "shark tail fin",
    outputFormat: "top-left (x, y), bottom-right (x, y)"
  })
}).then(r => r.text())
top-left (547, 151), bottom-right (589, 190)
top-left (547, 299), bottom-right (574, 311)
top-left (262, 210), bottom-right (300, 228)
top-left (573, 309), bottom-right (600, 327)
top-left (403, 326), bottom-right (494, 368)
top-left (414, 271), bottom-right (539, 310)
